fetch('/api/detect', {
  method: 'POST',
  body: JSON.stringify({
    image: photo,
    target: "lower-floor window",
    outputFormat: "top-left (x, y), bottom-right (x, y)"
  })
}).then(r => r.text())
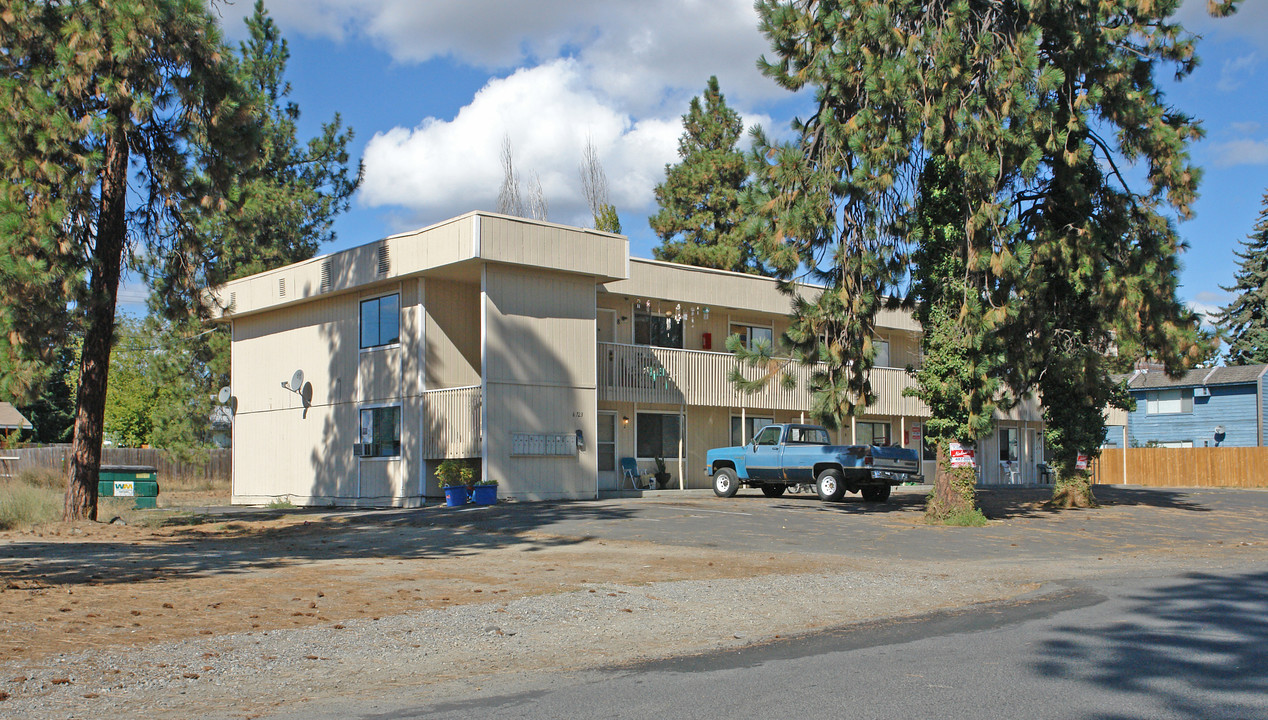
top-left (856, 421), bottom-right (891, 446)
top-left (1000, 427), bottom-right (1019, 463)
top-left (637, 412), bottom-right (683, 459)
top-left (359, 406), bottom-right (401, 457)
top-left (730, 415), bottom-right (773, 446)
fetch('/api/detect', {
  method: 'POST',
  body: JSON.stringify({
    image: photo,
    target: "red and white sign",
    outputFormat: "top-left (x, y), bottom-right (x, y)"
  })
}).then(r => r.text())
top-left (906, 423), bottom-right (922, 449)
top-left (1075, 454), bottom-right (1089, 470)
top-left (949, 442), bottom-right (976, 469)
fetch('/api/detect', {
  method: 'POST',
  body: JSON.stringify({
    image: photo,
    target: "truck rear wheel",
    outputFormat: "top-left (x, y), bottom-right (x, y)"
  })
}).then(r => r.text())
top-left (816, 469), bottom-right (846, 502)
top-left (761, 485), bottom-right (786, 498)
top-left (861, 485), bottom-right (891, 502)
top-left (712, 468), bottom-right (739, 498)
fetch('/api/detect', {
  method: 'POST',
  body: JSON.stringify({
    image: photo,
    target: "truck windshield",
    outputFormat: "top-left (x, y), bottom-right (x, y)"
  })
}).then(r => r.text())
top-left (786, 427), bottom-right (830, 445)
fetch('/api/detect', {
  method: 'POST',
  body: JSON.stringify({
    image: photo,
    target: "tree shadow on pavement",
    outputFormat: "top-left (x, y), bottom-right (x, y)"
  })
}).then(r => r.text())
top-left (1032, 570), bottom-right (1268, 720)
top-left (0, 500), bottom-right (640, 588)
top-left (977, 485), bottom-right (1213, 521)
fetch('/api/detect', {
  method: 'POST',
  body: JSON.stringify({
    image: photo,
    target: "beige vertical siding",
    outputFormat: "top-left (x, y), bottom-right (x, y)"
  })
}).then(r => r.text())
top-left (484, 265), bottom-right (598, 499)
top-left (485, 266), bottom-right (596, 387)
top-left (421, 386), bottom-right (481, 458)
top-left (424, 278), bottom-right (481, 388)
top-left (230, 280), bottom-right (424, 505)
top-left (479, 215), bottom-right (626, 279)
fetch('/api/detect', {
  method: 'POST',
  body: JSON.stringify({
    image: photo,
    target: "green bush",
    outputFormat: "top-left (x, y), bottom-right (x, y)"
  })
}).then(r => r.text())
top-left (0, 483), bottom-right (62, 530)
top-left (436, 459), bottom-right (476, 488)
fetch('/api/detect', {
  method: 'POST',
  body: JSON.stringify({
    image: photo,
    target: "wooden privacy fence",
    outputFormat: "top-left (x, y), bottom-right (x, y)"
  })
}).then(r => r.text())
top-left (1093, 447), bottom-right (1268, 488)
top-left (2, 445), bottom-right (231, 483)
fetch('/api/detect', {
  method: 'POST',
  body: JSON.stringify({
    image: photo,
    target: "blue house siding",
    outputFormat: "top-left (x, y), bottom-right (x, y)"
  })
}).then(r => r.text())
top-left (1128, 384), bottom-right (1260, 447)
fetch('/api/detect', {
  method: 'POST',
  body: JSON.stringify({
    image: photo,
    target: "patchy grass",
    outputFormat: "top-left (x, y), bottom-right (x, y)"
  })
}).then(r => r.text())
top-left (0, 482), bottom-right (62, 530)
top-left (266, 498), bottom-right (295, 509)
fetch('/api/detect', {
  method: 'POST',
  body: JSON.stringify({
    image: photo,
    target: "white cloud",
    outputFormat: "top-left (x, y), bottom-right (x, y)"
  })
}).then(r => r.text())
top-left (1230, 121), bottom-right (1262, 135)
top-left (1216, 52), bottom-right (1258, 91)
top-left (1211, 138), bottom-right (1268, 167)
top-left (239, 0), bottom-right (781, 108)
top-left (1177, 0), bottom-right (1268, 48)
top-left (1188, 291), bottom-right (1232, 328)
top-left (359, 60), bottom-right (683, 224)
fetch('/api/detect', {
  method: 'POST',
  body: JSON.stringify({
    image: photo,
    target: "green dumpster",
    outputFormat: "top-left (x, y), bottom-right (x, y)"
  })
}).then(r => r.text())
top-left (98, 465), bottom-right (160, 509)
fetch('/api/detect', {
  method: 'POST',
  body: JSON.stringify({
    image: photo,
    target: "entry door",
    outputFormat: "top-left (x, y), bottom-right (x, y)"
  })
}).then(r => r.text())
top-left (597, 309), bottom-right (617, 343)
top-left (597, 412), bottom-right (618, 491)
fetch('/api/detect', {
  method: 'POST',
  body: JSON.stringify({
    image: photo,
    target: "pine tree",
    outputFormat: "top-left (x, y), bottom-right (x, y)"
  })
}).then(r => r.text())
top-left (906, 156), bottom-right (1003, 522)
top-left (748, 0), bottom-right (1229, 511)
top-left (1214, 191), bottom-right (1268, 365)
top-left (144, 1), bottom-right (360, 458)
top-left (0, 0), bottom-right (256, 519)
top-left (651, 77), bottom-right (762, 274)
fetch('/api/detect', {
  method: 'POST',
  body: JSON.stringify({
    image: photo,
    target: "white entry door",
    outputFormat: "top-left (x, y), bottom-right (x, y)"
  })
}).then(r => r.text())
top-left (598, 412), bottom-right (618, 491)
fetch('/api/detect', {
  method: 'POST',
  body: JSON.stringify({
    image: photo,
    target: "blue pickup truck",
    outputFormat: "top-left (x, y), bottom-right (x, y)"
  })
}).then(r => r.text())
top-left (705, 423), bottom-right (923, 502)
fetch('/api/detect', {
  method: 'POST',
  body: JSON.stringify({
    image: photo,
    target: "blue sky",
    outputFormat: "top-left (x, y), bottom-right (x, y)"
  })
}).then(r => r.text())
top-left (195, 0), bottom-right (1268, 329)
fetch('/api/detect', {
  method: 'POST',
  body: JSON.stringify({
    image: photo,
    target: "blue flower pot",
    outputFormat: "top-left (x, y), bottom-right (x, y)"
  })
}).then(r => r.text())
top-left (471, 485), bottom-right (498, 505)
top-left (443, 485), bottom-right (469, 507)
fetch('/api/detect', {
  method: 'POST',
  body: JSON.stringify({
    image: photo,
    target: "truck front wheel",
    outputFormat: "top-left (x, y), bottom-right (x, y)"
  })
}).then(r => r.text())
top-left (713, 468), bottom-right (740, 498)
top-left (861, 485), bottom-right (891, 502)
top-left (816, 469), bottom-right (846, 502)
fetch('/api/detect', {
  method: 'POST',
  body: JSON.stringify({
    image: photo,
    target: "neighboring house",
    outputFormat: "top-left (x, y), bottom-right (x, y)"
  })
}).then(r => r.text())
top-left (1106, 365), bottom-right (1268, 448)
top-left (211, 212), bottom-right (1046, 506)
top-left (0, 402), bottom-right (33, 438)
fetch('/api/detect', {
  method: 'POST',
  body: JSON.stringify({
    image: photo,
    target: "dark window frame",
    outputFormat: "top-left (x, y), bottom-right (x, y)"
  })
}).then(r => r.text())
top-left (359, 405), bottom-right (401, 458)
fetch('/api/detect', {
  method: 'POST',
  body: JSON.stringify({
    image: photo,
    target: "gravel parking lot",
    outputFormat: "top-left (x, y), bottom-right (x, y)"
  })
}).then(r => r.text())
top-left (2, 484), bottom-right (1266, 719)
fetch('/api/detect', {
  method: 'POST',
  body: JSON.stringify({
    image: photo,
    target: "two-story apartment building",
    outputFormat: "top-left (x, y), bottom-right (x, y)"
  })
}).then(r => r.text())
top-left (213, 212), bottom-right (1046, 506)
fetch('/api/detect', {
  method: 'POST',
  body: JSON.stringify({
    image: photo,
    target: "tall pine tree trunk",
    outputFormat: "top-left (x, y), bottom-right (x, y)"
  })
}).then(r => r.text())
top-left (926, 440), bottom-right (978, 521)
top-left (64, 128), bottom-right (128, 521)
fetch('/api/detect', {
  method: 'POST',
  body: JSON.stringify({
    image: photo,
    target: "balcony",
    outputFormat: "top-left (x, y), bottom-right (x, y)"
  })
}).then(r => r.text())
top-left (596, 342), bottom-right (929, 416)
top-left (421, 385), bottom-right (481, 458)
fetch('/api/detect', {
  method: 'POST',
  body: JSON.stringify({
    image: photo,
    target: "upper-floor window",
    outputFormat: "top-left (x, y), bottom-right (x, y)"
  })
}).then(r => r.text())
top-left (360, 294), bottom-right (400, 349)
top-left (730, 323), bottom-right (774, 352)
top-left (873, 337), bottom-right (891, 368)
top-left (1145, 388), bottom-right (1193, 415)
top-left (634, 311), bottom-right (682, 349)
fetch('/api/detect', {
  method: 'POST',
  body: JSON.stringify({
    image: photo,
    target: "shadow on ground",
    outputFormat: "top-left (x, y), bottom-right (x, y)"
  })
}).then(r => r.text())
top-left (1033, 570), bottom-right (1268, 719)
top-left (0, 500), bottom-right (639, 588)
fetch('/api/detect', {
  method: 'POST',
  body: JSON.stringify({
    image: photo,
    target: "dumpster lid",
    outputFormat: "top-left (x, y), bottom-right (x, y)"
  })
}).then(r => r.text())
top-left (100, 465), bottom-right (158, 473)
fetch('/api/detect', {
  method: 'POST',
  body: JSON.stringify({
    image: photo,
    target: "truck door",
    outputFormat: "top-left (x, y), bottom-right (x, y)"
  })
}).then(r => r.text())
top-left (744, 425), bottom-right (784, 480)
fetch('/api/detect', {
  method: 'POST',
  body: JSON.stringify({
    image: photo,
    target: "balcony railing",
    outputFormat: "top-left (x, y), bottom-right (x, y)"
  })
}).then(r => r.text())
top-left (421, 385), bottom-right (481, 458)
top-left (597, 342), bottom-right (929, 416)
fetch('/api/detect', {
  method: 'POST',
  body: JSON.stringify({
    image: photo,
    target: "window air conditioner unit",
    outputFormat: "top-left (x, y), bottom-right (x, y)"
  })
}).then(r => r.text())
top-left (354, 443), bottom-right (373, 457)
top-left (1193, 387), bottom-right (1210, 398)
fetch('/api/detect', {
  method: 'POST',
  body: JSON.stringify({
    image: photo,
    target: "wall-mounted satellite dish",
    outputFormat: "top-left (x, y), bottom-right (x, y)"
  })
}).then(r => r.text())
top-left (290, 369), bottom-right (305, 391)
top-left (217, 386), bottom-right (232, 404)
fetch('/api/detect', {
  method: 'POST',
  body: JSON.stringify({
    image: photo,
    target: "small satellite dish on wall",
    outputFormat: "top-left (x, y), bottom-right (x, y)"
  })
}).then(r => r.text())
top-left (290, 369), bottom-right (305, 391)
top-left (217, 386), bottom-right (232, 404)
top-left (1214, 425), bottom-right (1226, 436)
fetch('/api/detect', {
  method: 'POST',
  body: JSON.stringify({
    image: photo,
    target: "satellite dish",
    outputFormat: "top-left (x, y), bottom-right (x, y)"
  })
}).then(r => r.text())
top-left (1214, 425), bottom-right (1226, 436)
top-left (289, 369), bottom-right (305, 391)
top-left (217, 386), bottom-right (231, 404)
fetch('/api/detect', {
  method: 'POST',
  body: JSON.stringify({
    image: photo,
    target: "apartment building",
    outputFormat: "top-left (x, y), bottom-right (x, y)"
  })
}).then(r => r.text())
top-left (213, 212), bottom-right (1045, 506)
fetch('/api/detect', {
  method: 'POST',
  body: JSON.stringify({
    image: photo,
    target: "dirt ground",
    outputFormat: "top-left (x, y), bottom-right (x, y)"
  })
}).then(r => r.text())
top-left (0, 502), bottom-right (838, 667)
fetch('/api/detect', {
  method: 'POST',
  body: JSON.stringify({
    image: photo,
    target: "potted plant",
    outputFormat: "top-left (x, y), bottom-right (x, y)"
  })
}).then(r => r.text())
top-left (653, 456), bottom-right (670, 489)
top-left (436, 459), bottom-right (471, 507)
top-left (471, 478), bottom-right (498, 505)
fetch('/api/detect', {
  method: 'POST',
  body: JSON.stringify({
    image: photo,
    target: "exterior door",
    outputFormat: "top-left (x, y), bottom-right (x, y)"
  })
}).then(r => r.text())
top-left (744, 424), bottom-right (784, 480)
top-left (597, 412), bottom-right (618, 491)
top-left (597, 309), bottom-right (617, 343)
